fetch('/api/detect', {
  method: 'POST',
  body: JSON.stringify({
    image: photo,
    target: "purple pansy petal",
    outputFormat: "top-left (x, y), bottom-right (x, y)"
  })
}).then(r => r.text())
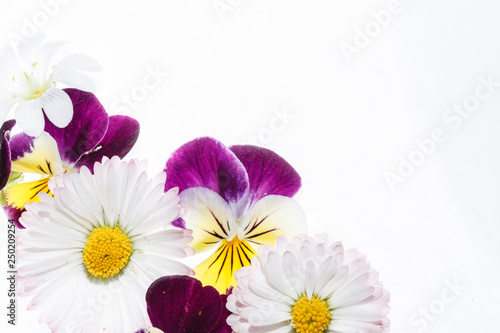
top-left (44, 88), bottom-right (108, 166)
top-left (164, 137), bottom-right (249, 205)
top-left (0, 120), bottom-right (15, 190)
top-left (134, 328), bottom-right (164, 333)
top-left (211, 294), bottom-right (232, 333)
top-left (0, 120), bottom-right (15, 135)
top-left (146, 275), bottom-right (223, 333)
top-left (75, 115), bottom-right (140, 171)
top-left (8, 133), bottom-right (34, 162)
top-left (172, 217), bottom-right (186, 229)
top-left (3, 204), bottom-right (24, 229)
top-left (230, 145), bottom-right (301, 205)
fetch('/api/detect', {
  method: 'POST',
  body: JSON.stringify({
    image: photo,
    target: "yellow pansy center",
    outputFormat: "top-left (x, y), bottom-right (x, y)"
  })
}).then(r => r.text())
top-left (194, 236), bottom-right (257, 293)
top-left (83, 227), bottom-right (133, 279)
top-left (291, 296), bottom-right (332, 333)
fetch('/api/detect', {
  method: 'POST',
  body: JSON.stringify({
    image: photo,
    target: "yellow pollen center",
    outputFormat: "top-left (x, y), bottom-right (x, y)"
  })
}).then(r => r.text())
top-left (83, 227), bottom-right (132, 279)
top-left (291, 296), bottom-right (332, 333)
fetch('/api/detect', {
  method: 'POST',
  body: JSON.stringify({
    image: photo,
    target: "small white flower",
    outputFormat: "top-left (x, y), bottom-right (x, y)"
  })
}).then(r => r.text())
top-left (18, 156), bottom-right (194, 332)
top-left (226, 234), bottom-right (391, 333)
top-left (0, 35), bottom-right (101, 137)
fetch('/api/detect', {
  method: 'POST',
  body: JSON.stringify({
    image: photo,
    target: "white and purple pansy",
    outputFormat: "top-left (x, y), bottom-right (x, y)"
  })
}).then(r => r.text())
top-left (0, 88), bottom-right (140, 228)
top-left (164, 137), bottom-right (307, 293)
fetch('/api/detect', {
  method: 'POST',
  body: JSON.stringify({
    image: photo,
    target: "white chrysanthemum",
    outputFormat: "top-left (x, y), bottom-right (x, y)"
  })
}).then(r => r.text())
top-left (18, 156), bottom-right (194, 333)
top-left (226, 234), bottom-right (390, 333)
top-left (0, 35), bottom-right (101, 136)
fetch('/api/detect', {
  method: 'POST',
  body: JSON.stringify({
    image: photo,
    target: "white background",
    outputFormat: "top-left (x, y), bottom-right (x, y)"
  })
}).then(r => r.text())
top-left (1, 0), bottom-right (500, 332)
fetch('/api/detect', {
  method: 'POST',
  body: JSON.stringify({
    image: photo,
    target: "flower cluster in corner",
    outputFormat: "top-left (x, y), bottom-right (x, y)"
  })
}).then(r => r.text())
top-left (1, 88), bottom-right (140, 228)
top-left (0, 36), bottom-right (390, 333)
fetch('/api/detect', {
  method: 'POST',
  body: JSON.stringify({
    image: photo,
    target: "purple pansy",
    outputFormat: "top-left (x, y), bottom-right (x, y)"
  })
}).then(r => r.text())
top-left (0, 88), bottom-right (140, 228)
top-left (164, 137), bottom-right (307, 293)
top-left (138, 275), bottom-right (232, 333)
top-left (0, 119), bottom-right (15, 190)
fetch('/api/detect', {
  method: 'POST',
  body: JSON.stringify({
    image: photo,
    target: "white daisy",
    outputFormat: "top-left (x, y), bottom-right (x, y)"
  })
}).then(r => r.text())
top-left (17, 156), bottom-right (194, 333)
top-left (226, 234), bottom-right (391, 333)
top-left (0, 35), bottom-right (101, 137)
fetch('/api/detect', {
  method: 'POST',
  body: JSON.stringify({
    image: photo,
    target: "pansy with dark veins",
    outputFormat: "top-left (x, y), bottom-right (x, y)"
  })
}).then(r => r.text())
top-left (163, 137), bottom-right (307, 293)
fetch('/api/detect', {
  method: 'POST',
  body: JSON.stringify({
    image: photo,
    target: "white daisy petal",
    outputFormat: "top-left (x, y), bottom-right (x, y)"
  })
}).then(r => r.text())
top-left (39, 87), bottom-right (73, 127)
top-left (282, 250), bottom-right (304, 297)
top-left (304, 259), bottom-right (317, 299)
top-left (247, 279), bottom-right (295, 306)
top-left (18, 157), bottom-right (193, 332)
top-left (227, 234), bottom-right (391, 333)
top-left (263, 251), bottom-right (298, 298)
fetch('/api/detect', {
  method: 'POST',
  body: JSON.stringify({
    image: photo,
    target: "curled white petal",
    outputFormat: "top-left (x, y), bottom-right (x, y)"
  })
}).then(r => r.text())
top-left (39, 88), bottom-right (73, 128)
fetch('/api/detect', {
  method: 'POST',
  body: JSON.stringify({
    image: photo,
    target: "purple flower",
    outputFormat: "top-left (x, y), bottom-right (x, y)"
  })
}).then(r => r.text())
top-left (139, 275), bottom-right (231, 333)
top-left (0, 88), bottom-right (139, 228)
top-left (0, 119), bottom-right (15, 191)
top-left (164, 137), bottom-right (307, 293)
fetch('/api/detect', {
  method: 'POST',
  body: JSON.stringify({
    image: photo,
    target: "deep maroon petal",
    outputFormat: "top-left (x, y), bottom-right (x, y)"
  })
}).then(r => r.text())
top-left (211, 294), bottom-right (232, 333)
top-left (230, 145), bottom-right (301, 205)
top-left (44, 88), bottom-right (108, 166)
top-left (75, 115), bottom-right (140, 171)
top-left (3, 205), bottom-right (24, 229)
top-left (164, 137), bottom-right (249, 205)
top-left (146, 275), bottom-right (222, 333)
top-left (0, 120), bottom-right (15, 190)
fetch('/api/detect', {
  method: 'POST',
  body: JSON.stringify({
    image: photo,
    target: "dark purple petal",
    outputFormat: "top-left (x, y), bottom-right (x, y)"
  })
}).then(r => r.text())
top-left (44, 88), bottom-right (108, 166)
top-left (0, 120), bottom-right (15, 190)
top-left (172, 217), bottom-right (186, 229)
top-left (164, 137), bottom-right (249, 205)
top-left (3, 205), bottom-right (24, 229)
top-left (211, 294), bottom-right (232, 333)
top-left (75, 115), bottom-right (140, 171)
top-left (230, 145), bottom-right (301, 205)
top-left (146, 275), bottom-right (222, 333)
top-left (8, 133), bottom-right (34, 162)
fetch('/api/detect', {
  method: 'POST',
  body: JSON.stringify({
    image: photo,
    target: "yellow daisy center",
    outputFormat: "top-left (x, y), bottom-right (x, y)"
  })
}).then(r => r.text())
top-left (83, 226), bottom-right (133, 279)
top-left (291, 296), bottom-right (332, 333)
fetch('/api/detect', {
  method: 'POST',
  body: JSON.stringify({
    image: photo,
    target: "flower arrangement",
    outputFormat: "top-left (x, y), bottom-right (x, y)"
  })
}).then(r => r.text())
top-left (0, 37), bottom-right (390, 333)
